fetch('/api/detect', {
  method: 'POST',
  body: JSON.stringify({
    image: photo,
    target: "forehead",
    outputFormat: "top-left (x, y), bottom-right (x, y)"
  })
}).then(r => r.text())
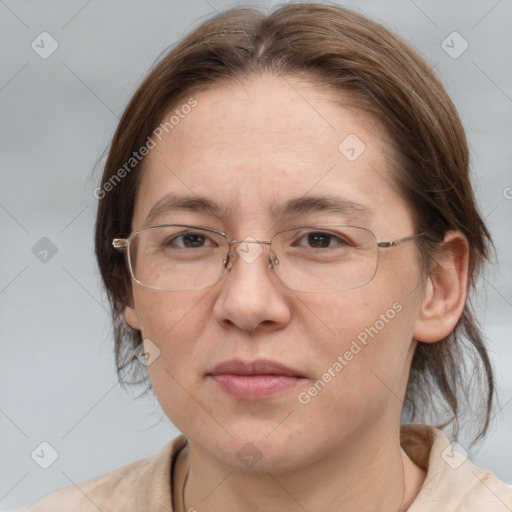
top-left (133, 75), bottom-right (407, 231)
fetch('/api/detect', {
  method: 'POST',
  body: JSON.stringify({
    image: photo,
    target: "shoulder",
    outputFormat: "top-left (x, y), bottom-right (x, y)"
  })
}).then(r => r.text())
top-left (10, 435), bottom-right (187, 512)
top-left (402, 424), bottom-right (512, 511)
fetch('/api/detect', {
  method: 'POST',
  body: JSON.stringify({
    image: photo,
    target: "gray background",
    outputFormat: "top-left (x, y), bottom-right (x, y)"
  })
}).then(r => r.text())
top-left (0, 0), bottom-right (511, 509)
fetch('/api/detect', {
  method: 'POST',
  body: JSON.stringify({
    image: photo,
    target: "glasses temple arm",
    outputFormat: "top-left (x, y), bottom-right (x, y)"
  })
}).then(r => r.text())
top-left (377, 232), bottom-right (425, 248)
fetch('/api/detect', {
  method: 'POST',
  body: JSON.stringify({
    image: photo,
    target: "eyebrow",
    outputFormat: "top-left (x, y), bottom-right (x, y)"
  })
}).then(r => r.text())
top-left (144, 194), bottom-right (228, 225)
top-left (270, 195), bottom-right (374, 220)
top-left (143, 193), bottom-right (374, 226)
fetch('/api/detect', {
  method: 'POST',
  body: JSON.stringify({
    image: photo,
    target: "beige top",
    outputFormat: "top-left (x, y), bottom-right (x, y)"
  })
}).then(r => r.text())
top-left (12, 424), bottom-right (512, 511)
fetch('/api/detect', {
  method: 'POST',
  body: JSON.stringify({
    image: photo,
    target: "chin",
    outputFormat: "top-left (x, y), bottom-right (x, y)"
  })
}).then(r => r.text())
top-left (199, 425), bottom-right (321, 475)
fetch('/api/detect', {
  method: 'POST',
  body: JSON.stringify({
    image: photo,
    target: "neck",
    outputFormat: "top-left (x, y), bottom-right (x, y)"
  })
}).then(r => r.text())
top-left (175, 419), bottom-right (425, 512)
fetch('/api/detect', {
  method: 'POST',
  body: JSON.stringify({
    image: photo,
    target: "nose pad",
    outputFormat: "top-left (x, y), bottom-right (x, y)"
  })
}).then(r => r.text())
top-left (223, 251), bottom-right (233, 270)
top-left (269, 250), bottom-right (279, 269)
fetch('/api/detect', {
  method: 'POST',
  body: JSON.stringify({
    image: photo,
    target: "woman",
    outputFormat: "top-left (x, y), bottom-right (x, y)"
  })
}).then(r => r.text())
top-left (16, 2), bottom-right (511, 511)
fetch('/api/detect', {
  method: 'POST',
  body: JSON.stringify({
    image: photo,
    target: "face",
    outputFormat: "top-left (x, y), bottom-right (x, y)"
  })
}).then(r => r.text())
top-left (124, 75), bottom-right (427, 473)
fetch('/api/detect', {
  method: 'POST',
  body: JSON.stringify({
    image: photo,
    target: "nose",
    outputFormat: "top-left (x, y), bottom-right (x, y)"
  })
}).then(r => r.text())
top-left (223, 239), bottom-right (280, 272)
top-left (212, 239), bottom-right (292, 332)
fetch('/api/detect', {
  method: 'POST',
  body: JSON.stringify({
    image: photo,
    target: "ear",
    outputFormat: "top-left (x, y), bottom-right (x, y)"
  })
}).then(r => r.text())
top-left (124, 303), bottom-right (141, 331)
top-left (413, 230), bottom-right (469, 343)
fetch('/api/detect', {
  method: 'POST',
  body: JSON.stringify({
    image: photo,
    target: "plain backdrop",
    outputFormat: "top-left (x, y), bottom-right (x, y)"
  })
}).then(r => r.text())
top-left (0, 0), bottom-right (511, 509)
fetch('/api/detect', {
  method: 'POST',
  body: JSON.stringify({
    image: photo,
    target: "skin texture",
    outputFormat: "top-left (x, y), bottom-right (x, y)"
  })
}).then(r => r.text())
top-left (124, 75), bottom-right (468, 511)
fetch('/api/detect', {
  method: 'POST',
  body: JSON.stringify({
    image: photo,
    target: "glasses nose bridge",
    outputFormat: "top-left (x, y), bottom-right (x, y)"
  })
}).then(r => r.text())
top-left (224, 238), bottom-right (277, 271)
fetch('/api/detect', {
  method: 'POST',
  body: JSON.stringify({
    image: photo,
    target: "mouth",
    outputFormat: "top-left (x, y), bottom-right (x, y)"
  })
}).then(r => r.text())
top-left (207, 359), bottom-right (305, 400)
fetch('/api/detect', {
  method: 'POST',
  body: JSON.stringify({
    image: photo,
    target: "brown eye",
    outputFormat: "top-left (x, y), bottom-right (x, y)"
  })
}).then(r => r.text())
top-left (167, 232), bottom-right (213, 248)
top-left (295, 231), bottom-right (351, 249)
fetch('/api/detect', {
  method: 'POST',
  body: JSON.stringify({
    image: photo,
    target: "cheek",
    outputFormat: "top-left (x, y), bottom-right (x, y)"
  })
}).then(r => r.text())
top-left (132, 288), bottom-right (210, 342)
top-left (294, 283), bottom-right (415, 414)
top-left (131, 288), bottom-right (211, 413)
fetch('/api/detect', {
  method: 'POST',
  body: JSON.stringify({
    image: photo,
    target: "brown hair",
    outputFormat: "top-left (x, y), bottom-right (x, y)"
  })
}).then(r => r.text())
top-left (94, 3), bottom-right (495, 442)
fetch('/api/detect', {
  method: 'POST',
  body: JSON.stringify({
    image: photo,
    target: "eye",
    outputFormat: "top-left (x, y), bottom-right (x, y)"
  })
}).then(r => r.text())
top-left (295, 230), bottom-right (351, 249)
top-left (166, 231), bottom-right (217, 249)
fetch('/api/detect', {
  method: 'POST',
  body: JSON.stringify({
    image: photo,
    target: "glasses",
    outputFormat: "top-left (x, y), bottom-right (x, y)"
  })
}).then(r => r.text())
top-left (112, 224), bottom-right (424, 293)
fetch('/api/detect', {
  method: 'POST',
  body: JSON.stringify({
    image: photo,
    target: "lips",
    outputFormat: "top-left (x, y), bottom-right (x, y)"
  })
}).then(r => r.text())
top-left (209, 359), bottom-right (303, 378)
top-left (207, 359), bottom-right (305, 400)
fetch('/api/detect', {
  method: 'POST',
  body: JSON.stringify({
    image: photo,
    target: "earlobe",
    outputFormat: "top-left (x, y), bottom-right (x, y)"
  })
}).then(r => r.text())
top-left (124, 305), bottom-right (141, 330)
top-left (413, 231), bottom-right (469, 343)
